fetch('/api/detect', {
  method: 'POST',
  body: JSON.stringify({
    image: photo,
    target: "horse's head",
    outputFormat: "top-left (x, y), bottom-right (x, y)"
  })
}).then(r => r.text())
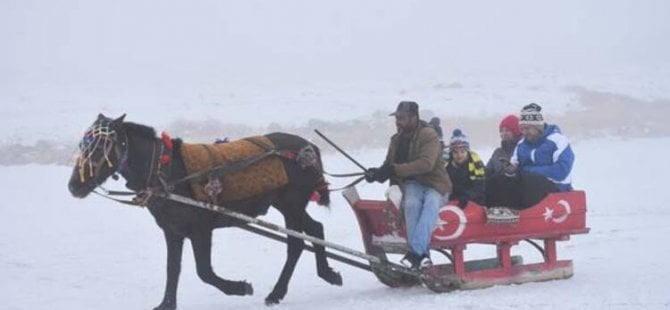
top-left (68, 113), bottom-right (127, 198)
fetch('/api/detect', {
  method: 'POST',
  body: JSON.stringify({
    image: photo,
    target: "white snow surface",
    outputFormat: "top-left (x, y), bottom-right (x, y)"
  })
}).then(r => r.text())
top-left (2, 139), bottom-right (670, 309)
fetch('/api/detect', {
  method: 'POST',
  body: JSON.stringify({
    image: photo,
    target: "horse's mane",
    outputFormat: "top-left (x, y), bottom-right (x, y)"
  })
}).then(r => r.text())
top-left (123, 121), bottom-right (184, 150)
top-left (123, 122), bottom-right (157, 139)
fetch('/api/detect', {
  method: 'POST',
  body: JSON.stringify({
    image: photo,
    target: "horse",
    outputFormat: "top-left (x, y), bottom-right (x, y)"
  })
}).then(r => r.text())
top-left (67, 114), bottom-right (342, 309)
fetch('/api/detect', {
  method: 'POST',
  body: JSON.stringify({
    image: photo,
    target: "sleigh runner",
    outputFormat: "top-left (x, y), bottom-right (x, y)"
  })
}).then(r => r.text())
top-left (343, 185), bottom-right (589, 292)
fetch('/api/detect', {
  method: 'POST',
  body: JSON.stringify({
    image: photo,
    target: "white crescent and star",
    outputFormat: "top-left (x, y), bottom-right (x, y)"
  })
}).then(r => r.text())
top-left (433, 205), bottom-right (467, 240)
top-left (543, 199), bottom-right (571, 223)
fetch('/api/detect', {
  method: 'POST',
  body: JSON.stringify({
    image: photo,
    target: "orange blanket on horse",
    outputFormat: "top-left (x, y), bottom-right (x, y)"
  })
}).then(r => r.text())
top-left (180, 136), bottom-right (288, 202)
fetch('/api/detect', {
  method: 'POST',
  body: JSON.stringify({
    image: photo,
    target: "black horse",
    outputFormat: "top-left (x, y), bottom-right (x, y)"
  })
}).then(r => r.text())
top-left (68, 114), bottom-right (342, 309)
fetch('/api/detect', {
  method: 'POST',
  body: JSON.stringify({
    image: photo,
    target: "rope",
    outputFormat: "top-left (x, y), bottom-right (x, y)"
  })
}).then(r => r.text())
top-left (327, 176), bottom-right (367, 192)
top-left (323, 171), bottom-right (366, 178)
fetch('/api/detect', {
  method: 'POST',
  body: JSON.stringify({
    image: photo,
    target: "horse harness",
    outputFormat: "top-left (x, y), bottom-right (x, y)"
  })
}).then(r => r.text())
top-left (78, 119), bottom-right (364, 208)
top-left (94, 131), bottom-right (323, 207)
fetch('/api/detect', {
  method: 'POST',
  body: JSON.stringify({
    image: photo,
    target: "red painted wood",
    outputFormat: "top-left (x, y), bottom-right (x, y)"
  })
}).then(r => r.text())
top-left (347, 189), bottom-right (590, 290)
top-left (349, 190), bottom-right (588, 247)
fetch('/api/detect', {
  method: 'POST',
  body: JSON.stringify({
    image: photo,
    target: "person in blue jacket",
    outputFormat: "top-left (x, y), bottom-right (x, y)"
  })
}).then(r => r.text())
top-left (508, 103), bottom-right (574, 190)
top-left (486, 103), bottom-right (575, 209)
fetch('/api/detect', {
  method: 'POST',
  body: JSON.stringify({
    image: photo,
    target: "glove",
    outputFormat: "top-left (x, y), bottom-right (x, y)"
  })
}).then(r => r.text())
top-left (365, 163), bottom-right (394, 183)
top-left (364, 168), bottom-right (380, 183)
top-left (503, 162), bottom-right (518, 177)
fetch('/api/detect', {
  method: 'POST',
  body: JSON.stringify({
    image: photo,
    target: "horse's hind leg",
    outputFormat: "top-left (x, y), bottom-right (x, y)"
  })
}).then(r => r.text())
top-left (303, 214), bottom-right (342, 286)
top-left (190, 229), bottom-right (253, 296)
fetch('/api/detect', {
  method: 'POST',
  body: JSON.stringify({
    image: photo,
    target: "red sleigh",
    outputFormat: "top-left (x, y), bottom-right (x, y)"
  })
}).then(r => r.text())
top-left (343, 186), bottom-right (590, 292)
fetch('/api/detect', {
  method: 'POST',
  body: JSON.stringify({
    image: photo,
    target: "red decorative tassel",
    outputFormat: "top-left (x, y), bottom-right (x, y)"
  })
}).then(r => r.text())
top-left (161, 132), bottom-right (173, 150)
top-left (282, 151), bottom-right (296, 160)
top-left (160, 154), bottom-right (171, 165)
top-left (309, 191), bottom-right (321, 202)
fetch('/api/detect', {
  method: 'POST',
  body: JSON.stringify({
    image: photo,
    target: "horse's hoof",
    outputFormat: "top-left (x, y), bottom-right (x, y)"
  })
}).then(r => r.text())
top-left (264, 296), bottom-right (280, 306)
top-left (330, 271), bottom-right (343, 286)
top-left (265, 291), bottom-right (283, 306)
top-left (244, 282), bottom-right (254, 295)
top-left (153, 300), bottom-right (176, 310)
top-left (231, 281), bottom-right (254, 296)
top-left (320, 269), bottom-right (343, 286)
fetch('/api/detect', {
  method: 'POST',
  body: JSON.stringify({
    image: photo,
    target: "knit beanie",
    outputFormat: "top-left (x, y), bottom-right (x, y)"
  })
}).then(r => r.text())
top-left (519, 103), bottom-right (544, 127)
top-left (499, 114), bottom-right (521, 138)
top-left (449, 129), bottom-right (470, 150)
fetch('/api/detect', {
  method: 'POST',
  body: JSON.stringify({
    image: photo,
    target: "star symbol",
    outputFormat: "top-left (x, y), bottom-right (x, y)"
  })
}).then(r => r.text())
top-left (435, 217), bottom-right (449, 231)
top-left (543, 207), bottom-right (554, 222)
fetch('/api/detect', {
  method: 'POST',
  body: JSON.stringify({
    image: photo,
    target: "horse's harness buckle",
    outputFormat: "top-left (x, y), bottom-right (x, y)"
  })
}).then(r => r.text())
top-left (132, 191), bottom-right (153, 207)
top-left (204, 176), bottom-right (223, 202)
top-left (297, 144), bottom-right (318, 169)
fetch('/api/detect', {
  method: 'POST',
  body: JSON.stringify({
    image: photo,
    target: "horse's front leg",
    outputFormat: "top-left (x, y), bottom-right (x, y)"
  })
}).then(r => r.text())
top-left (265, 215), bottom-right (305, 305)
top-left (191, 229), bottom-right (254, 296)
top-left (154, 230), bottom-right (184, 310)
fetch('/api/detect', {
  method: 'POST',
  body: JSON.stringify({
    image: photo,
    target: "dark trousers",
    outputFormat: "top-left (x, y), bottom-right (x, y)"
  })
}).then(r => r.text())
top-left (485, 172), bottom-right (559, 210)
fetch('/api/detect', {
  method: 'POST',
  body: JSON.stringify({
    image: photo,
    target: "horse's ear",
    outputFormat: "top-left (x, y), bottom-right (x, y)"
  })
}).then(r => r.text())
top-left (112, 114), bottom-right (126, 125)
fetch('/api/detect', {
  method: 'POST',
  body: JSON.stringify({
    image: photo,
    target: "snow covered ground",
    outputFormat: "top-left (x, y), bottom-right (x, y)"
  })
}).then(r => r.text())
top-left (1, 137), bottom-right (670, 309)
top-left (2, 0), bottom-right (670, 309)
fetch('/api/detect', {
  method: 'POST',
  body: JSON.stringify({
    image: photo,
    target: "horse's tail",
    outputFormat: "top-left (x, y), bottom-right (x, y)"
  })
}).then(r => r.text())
top-left (312, 143), bottom-right (330, 207)
top-left (314, 175), bottom-right (331, 207)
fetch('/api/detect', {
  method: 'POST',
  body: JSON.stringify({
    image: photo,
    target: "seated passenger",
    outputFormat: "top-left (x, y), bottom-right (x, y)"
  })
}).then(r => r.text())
top-left (485, 114), bottom-right (522, 177)
top-left (364, 101), bottom-right (452, 269)
top-left (486, 103), bottom-right (575, 210)
top-left (446, 129), bottom-right (486, 208)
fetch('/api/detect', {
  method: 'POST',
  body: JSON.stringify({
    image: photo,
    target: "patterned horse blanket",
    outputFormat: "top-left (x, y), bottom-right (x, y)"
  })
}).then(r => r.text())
top-left (180, 136), bottom-right (288, 202)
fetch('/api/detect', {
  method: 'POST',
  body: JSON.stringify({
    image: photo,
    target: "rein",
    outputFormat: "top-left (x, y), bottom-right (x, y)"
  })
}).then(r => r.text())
top-left (312, 129), bottom-right (371, 191)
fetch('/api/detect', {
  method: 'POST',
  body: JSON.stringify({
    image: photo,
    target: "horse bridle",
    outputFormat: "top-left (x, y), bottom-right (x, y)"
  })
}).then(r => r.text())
top-left (78, 121), bottom-right (174, 207)
top-left (76, 121), bottom-right (128, 185)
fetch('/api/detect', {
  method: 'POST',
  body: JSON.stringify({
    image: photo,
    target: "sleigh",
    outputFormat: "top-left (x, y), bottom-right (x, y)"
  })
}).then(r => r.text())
top-left (343, 186), bottom-right (589, 292)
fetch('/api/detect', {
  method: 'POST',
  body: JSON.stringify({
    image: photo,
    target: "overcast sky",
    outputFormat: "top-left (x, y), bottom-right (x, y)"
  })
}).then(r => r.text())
top-left (2, 0), bottom-right (669, 93)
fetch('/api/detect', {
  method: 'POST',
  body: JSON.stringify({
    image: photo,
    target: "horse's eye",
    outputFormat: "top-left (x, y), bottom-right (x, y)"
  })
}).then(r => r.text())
top-left (79, 135), bottom-right (94, 151)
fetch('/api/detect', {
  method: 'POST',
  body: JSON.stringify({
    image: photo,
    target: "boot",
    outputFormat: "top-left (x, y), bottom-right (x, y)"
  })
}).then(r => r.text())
top-left (400, 252), bottom-right (422, 269)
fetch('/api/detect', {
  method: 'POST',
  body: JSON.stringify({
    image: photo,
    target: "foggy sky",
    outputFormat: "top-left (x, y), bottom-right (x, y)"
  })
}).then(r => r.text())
top-left (2, 0), bottom-right (669, 94)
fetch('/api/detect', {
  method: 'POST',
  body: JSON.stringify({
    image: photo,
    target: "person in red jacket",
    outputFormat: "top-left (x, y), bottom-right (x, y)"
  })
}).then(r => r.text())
top-left (485, 114), bottom-right (522, 177)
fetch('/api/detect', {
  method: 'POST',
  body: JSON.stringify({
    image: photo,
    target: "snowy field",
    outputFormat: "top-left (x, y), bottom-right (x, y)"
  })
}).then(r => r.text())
top-left (2, 0), bottom-right (670, 309)
top-left (1, 137), bottom-right (670, 310)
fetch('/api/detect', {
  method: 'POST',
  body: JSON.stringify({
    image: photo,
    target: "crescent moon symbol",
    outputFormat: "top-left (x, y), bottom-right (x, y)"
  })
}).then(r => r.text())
top-left (433, 205), bottom-right (467, 240)
top-left (552, 199), bottom-right (571, 223)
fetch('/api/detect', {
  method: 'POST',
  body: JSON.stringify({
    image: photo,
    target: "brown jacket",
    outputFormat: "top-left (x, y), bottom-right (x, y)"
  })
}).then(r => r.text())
top-left (385, 121), bottom-right (452, 195)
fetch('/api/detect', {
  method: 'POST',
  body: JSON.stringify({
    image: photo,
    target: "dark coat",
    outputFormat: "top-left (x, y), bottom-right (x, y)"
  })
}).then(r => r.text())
top-left (385, 121), bottom-right (452, 195)
top-left (446, 151), bottom-right (486, 207)
top-left (485, 139), bottom-right (519, 177)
